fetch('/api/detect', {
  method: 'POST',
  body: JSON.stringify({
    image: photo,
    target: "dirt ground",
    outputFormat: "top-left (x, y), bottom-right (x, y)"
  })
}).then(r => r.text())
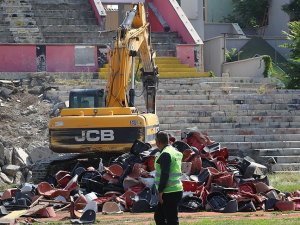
top-left (17, 210), bottom-right (300, 224)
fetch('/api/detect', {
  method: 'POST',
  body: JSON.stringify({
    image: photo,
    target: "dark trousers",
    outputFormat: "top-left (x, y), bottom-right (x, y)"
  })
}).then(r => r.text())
top-left (154, 191), bottom-right (183, 225)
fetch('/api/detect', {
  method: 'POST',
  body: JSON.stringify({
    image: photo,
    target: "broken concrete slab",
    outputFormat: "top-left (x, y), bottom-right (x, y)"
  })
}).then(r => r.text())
top-left (12, 147), bottom-right (31, 166)
top-left (0, 172), bottom-right (13, 184)
top-left (2, 165), bottom-right (21, 177)
top-left (0, 87), bottom-right (14, 99)
top-left (14, 171), bottom-right (25, 185)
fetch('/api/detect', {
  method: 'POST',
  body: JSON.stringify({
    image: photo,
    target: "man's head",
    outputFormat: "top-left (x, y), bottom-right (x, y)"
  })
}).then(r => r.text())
top-left (155, 131), bottom-right (169, 150)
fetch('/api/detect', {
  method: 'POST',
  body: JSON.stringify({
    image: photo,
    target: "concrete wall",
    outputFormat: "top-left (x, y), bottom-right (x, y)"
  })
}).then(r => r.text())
top-left (176, 44), bottom-right (204, 72)
top-left (46, 46), bottom-right (98, 72)
top-left (205, 0), bottom-right (233, 23)
top-left (180, 0), bottom-right (205, 41)
top-left (0, 45), bottom-right (99, 72)
top-left (222, 56), bottom-right (265, 78)
top-left (205, 23), bottom-right (245, 40)
top-left (204, 36), bottom-right (224, 76)
top-left (263, 0), bottom-right (290, 37)
top-left (0, 45), bottom-right (36, 72)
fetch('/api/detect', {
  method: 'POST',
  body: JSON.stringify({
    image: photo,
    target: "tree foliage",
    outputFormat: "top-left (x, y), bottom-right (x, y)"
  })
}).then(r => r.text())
top-left (282, 0), bottom-right (300, 21)
top-left (223, 0), bottom-right (269, 28)
top-left (285, 22), bottom-right (300, 63)
top-left (225, 48), bottom-right (241, 62)
top-left (282, 22), bottom-right (300, 88)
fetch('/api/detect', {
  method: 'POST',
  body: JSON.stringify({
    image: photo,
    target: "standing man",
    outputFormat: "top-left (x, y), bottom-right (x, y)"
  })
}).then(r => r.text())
top-left (154, 131), bottom-right (183, 225)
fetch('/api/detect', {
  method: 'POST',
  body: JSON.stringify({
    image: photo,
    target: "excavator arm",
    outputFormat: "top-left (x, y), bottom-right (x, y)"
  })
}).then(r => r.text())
top-left (105, 3), bottom-right (158, 113)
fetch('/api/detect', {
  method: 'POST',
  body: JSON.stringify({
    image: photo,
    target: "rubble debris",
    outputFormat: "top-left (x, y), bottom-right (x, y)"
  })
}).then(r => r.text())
top-left (12, 147), bottom-right (31, 167)
top-left (0, 76), bottom-right (62, 191)
top-left (1, 130), bottom-right (299, 224)
top-left (2, 165), bottom-right (20, 177)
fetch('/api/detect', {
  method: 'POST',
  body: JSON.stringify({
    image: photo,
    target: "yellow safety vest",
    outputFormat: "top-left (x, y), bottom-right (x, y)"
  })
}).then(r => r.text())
top-left (155, 145), bottom-right (183, 193)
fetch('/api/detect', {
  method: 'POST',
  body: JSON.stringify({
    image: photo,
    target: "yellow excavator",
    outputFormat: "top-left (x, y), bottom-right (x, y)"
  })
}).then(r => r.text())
top-left (49, 3), bottom-right (159, 154)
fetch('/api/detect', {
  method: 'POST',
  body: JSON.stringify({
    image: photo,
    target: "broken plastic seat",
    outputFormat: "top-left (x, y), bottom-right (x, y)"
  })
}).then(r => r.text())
top-left (37, 182), bottom-right (70, 199)
top-left (102, 201), bottom-right (123, 214)
top-left (55, 170), bottom-right (72, 188)
top-left (37, 182), bottom-right (69, 199)
top-left (70, 209), bottom-right (96, 224)
top-left (0, 188), bottom-right (18, 200)
top-left (35, 206), bottom-right (56, 218)
top-left (206, 192), bottom-right (238, 213)
top-left (172, 141), bottom-right (192, 153)
top-left (74, 194), bottom-right (88, 211)
top-left (120, 190), bottom-right (136, 209)
top-left (182, 180), bottom-right (199, 192)
top-left (104, 164), bottom-right (124, 178)
top-left (128, 163), bottom-right (148, 179)
top-left (123, 176), bottom-right (141, 191)
top-left (274, 200), bottom-right (296, 211)
top-left (0, 205), bottom-right (8, 216)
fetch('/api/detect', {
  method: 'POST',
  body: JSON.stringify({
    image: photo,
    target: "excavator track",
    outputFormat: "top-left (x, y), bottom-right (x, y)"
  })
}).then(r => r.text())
top-left (32, 152), bottom-right (122, 183)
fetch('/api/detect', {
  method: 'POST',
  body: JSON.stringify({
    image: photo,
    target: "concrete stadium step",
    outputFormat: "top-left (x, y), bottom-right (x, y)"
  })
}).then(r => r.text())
top-left (139, 103), bottom-right (300, 112)
top-left (156, 110), bottom-right (300, 117)
top-left (38, 25), bottom-right (99, 32)
top-left (33, 10), bottom-right (95, 18)
top-left (31, 3), bottom-right (91, 10)
top-left (99, 71), bottom-right (210, 79)
top-left (261, 156), bottom-right (300, 164)
top-left (253, 148), bottom-right (300, 157)
top-left (151, 32), bottom-right (180, 39)
top-left (0, 31), bottom-right (12, 37)
top-left (159, 88), bottom-right (300, 96)
top-left (2, 12), bottom-right (35, 17)
top-left (162, 128), bottom-right (300, 139)
top-left (152, 43), bottom-right (177, 50)
top-left (0, 25), bottom-right (10, 32)
top-left (222, 141), bottom-right (300, 150)
top-left (30, 0), bottom-right (87, 3)
top-left (100, 67), bottom-right (198, 73)
top-left (34, 17), bottom-right (98, 26)
top-left (43, 36), bottom-right (100, 43)
top-left (138, 96), bottom-right (298, 105)
top-left (155, 93), bottom-right (300, 103)
top-left (159, 122), bottom-right (300, 130)
top-left (47, 76), bottom-right (283, 85)
top-left (151, 36), bottom-right (182, 43)
top-left (43, 31), bottom-right (100, 38)
top-left (2, 6), bottom-right (33, 11)
top-left (162, 82), bottom-right (273, 89)
top-left (209, 134), bottom-right (300, 142)
top-left (158, 77), bottom-right (274, 84)
top-left (203, 127), bottom-right (300, 136)
top-left (271, 163), bottom-right (300, 172)
top-left (158, 115), bottom-right (300, 124)
top-left (0, 36), bottom-right (14, 42)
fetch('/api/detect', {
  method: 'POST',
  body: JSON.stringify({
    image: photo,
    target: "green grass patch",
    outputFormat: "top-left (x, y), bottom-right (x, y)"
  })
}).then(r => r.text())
top-left (180, 218), bottom-right (300, 225)
top-left (269, 172), bottom-right (300, 192)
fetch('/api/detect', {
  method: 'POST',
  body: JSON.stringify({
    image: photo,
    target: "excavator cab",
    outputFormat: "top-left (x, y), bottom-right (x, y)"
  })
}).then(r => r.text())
top-left (69, 89), bottom-right (105, 108)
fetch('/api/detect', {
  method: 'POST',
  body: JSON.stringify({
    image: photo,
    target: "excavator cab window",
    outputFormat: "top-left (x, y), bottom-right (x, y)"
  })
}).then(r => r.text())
top-left (69, 89), bottom-right (105, 108)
